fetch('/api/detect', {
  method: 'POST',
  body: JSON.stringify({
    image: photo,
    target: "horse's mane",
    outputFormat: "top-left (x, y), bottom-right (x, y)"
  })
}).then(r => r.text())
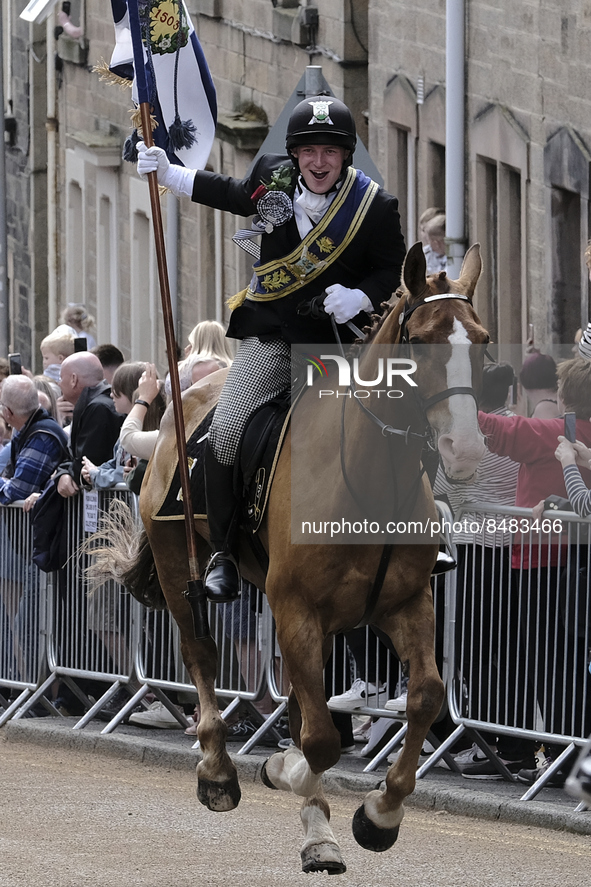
top-left (361, 290), bottom-right (405, 345)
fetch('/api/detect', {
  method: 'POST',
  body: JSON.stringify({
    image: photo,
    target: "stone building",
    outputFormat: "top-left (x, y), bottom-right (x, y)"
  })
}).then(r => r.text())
top-left (2, 0), bottom-right (590, 370)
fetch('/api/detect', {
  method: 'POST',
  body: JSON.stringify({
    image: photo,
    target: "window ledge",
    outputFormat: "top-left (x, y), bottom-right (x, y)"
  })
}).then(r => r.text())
top-left (215, 114), bottom-right (269, 151)
top-left (66, 132), bottom-right (122, 167)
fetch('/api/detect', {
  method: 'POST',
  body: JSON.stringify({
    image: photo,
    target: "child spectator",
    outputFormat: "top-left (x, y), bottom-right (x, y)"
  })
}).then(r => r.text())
top-left (423, 212), bottom-right (447, 274)
top-left (551, 436), bottom-right (591, 518)
top-left (40, 331), bottom-right (75, 385)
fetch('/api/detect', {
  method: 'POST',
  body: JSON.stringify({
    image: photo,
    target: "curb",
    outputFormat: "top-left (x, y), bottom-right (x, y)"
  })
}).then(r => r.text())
top-left (4, 719), bottom-right (590, 836)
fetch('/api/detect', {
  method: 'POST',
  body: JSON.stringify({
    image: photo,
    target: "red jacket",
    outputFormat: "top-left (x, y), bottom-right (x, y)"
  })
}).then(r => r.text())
top-left (478, 412), bottom-right (591, 567)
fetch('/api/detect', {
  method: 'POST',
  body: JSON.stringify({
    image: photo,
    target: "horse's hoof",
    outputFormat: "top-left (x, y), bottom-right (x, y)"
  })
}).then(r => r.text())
top-left (197, 774), bottom-right (241, 811)
top-left (301, 842), bottom-right (346, 874)
top-left (260, 758), bottom-right (279, 790)
top-left (352, 804), bottom-right (400, 852)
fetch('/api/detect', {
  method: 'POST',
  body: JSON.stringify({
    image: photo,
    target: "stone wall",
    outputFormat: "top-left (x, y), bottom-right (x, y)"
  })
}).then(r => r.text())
top-left (6, 0), bottom-right (591, 361)
top-left (369, 0), bottom-right (591, 343)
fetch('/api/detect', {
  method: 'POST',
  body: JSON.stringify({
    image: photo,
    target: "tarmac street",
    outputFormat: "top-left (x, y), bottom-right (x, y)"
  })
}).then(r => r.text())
top-left (1, 732), bottom-right (591, 887)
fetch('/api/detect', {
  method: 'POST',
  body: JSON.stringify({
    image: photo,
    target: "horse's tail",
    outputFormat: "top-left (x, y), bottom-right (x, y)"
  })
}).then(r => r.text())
top-left (83, 498), bottom-right (167, 610)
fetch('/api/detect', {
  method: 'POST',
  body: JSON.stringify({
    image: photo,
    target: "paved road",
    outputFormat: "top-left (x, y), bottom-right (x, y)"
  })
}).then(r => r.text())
top-left (2, 739), bottom-right (590, 887)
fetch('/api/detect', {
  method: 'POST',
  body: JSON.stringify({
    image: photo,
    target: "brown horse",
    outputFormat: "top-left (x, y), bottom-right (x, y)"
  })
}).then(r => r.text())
top-left (113, 242), bottom-right (487, 872)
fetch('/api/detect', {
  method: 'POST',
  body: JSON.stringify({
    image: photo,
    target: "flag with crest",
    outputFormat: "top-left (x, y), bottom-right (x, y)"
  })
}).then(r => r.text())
top-left (107, 0), bottom-right (216, 170)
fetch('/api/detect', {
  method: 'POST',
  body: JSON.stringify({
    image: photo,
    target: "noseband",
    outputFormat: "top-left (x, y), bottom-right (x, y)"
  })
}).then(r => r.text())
top-left (397, 292), bottom-right (480, 417)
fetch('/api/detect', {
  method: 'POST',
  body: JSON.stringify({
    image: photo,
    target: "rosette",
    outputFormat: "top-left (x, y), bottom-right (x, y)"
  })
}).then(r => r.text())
top-left (256, 190), bottom-right (294, 233)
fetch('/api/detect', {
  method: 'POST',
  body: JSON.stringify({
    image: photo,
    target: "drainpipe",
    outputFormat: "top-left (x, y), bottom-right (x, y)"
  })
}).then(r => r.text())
top-left (445, 0), bottom-right (466, 275)
top-left (304, 65), bottom-right (324, 97)
top-left (47, 12), bottom-right (58, 331)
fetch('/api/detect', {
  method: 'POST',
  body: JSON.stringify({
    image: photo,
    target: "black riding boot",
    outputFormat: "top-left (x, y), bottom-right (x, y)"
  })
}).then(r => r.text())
top-left (432, 548), bottom-right (457, 575)
top-left (203, 442), bottom-right (241, 603)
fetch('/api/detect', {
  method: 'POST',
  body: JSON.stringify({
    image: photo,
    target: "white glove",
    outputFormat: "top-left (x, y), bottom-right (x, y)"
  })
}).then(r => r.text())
top-left (324, 284), bottom-right (373, 324)
top-left (136, 141), bottom-right (196, 198)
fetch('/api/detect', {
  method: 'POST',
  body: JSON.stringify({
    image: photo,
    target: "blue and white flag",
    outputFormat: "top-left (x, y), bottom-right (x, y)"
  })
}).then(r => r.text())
top-left (112, 0), bottom-right (217, 170)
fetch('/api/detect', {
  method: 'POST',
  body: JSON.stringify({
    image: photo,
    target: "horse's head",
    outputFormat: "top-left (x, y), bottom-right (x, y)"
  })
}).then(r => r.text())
top-left (395, 242), bottom-right (489, 480)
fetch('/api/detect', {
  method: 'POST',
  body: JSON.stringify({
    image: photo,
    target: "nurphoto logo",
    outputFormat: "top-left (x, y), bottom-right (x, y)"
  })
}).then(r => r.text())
top-left (305, 353), bottom-right (417, 399)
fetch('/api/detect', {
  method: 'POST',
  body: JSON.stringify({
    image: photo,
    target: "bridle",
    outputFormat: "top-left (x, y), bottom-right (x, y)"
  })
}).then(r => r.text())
top-left (396, 291), bottom-right (481, 417)
top-left (337, 289), bottom-right (485, 628)
top-left (332, 291), bottom-right (482, 444)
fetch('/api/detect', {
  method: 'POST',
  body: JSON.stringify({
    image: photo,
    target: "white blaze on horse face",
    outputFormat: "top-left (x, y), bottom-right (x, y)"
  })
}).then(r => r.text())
top-left (436, 318), bottom-right (486, 478)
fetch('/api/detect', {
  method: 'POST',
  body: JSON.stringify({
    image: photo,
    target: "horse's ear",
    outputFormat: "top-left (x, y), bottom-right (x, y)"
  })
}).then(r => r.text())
top-left (456, 243), bottom-right (482, 297)
top-left (402, 242), bottom-right (428, 298)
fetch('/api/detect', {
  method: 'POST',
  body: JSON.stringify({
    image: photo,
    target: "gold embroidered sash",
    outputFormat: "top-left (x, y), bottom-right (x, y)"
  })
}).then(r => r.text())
top-left (228, 167), bottom-right (379, 310)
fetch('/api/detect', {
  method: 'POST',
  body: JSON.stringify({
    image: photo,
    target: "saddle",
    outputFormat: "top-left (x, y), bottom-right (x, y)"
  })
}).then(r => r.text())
top-left (235, 390), bottom-right (291, 533)
top-left (152, 391), bottom-right (292, 536)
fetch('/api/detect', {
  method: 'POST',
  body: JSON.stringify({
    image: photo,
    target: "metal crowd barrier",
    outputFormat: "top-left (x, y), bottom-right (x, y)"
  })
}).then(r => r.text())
top-left (2, 488), bottom-right (590, 811)
top-left (103, 581), bottom-right (272, 741)
top-left (2, 488), bottom-right (143, 727)
top-left (0, 488), bottom-right (279, 743)
top-left (417, 503), bottom-right (591, 803)
top-left (0, 502), bottom-right (57, 725)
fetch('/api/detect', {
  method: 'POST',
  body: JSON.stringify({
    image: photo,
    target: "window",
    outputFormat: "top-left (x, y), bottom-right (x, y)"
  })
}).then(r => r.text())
top-left (96, 169), bottom-right (120, 346)
top-left (544, 127), bottom-right (591, 343)
top-left (550, 187), bottom-right (582, 343)
top-left (384, 76), bottom-right (417, 249)
top-left (471, 105), bottom-right (528, 345)
top-left (388, 124), bottom-right (412, 246)
top-left (418, 85), bottom-right (446, 238)
top-left (426, 141), bottom-right (445, 213)
top-left (129, 177), bottom-right (157, 361)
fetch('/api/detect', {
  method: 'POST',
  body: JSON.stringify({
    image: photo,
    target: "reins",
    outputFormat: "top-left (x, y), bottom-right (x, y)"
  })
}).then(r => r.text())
top-left (329, 291), bottom-right (483, 626)
top-left (330, 313), bottom-right (427, 628)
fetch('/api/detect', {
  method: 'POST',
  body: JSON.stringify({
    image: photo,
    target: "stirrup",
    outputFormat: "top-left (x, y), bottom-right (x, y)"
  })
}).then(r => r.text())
top-left (204, 551), bottom-right (242, 603)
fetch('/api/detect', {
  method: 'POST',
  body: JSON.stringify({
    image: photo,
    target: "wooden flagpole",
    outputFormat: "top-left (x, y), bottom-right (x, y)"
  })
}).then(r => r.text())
top-left (139, 105), bottom-right (210, 639)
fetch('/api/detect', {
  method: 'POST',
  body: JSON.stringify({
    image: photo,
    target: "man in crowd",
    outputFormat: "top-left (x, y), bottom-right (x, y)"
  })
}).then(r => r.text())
top-left (55, 351), bottom-right (123, 497)
top-left (0, 376), bottom-right (69, 673)
top-left (0, 375), bottom-right (68, 503)
top-left (91, 343), bottom-right (125, 384)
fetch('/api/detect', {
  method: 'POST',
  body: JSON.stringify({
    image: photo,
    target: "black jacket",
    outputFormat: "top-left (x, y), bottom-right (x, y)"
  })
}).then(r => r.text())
top-left (192, 154), bottom-right (406, 344)
top-left (55, 382), bottom-right (123, 486)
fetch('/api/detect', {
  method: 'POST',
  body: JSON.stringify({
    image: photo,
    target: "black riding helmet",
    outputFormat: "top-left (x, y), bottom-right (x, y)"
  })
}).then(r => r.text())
top-left (285, 95), bottom-right (357, 155)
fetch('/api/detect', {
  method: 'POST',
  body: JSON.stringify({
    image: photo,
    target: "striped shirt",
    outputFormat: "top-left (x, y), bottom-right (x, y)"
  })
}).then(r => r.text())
top-left (563, 464), bottom-right (591, 518)
top-left (433, 408), bottom-right (519, 546)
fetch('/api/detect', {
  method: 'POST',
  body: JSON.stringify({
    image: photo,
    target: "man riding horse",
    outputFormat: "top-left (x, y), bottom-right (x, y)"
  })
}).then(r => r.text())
top-left (137, 95), bottom-right (406, 603)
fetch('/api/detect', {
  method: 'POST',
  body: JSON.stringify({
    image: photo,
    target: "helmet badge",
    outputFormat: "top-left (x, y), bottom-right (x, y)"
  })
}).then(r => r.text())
top-left (308, 100), bottom-right (334, 126)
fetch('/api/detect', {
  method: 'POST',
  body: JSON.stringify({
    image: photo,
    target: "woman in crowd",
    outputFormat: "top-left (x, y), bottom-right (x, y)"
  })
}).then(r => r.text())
top-left (52, 303), bottom-right (97, 350)
top-left (81, 361), bottom-right (165, 488)
top-left (165, 320), bottom-right (234, 400)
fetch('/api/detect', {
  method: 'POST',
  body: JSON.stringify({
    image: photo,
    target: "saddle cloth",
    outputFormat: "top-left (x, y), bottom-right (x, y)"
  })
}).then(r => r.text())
top-left (151, 392), bottom-right (292, 534)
